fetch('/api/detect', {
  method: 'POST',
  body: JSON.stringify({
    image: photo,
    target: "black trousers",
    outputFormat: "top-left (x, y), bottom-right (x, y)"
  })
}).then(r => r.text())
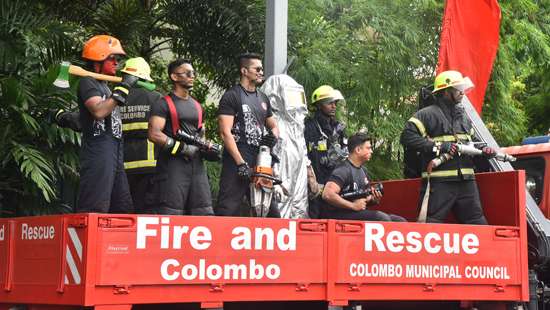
top-left (77, 137), bottom-right (133, 213)
top-left (145, 154), bottom-right (214, 216)
top-left (419, 180), bottom-right (488, 225)
top-left (216, 147), bottom-right (280, 218)
top-left (127, 172), bottom-right (154, 214)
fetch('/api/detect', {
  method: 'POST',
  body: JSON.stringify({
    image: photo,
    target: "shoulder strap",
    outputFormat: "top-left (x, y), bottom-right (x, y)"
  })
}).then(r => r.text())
top-left (190, 96), bottom-right (203, 130)
top-left (163, 95), bottom-right (204, 136)
top-left (164, 95), bottom-right (180, 136)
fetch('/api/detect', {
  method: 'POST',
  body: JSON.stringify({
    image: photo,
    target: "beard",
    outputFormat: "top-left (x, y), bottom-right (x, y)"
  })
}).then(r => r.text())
top-left (178, 81), bottom-right (193, 90)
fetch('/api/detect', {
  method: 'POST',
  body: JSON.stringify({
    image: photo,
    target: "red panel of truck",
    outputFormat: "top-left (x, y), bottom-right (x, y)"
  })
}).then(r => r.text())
top-left (327, 170), bottom-right (528, 304)
top-left (0, 171), bottom-right (528, 308)
top-left (0, 216), bottom-right (328, 307)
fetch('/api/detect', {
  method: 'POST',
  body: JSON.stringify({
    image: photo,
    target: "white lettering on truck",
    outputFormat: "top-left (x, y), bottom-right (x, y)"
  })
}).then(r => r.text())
top-left (0, 224), bottom-right (4, 241)
top-left (136, 217), bottom-right (297, 252)
top-left (20, 223), bottom-right (55, 240)
top-left (136, 217), bottom-right (212, 250)
top-left (364, 223), bottom-right (479, 255)
top-left (160, 258), bottom-right (281, 281)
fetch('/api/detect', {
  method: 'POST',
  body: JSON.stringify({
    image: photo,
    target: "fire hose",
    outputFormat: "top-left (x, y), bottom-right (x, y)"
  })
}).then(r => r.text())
top-left (417, 143), bottom-right (516, 223)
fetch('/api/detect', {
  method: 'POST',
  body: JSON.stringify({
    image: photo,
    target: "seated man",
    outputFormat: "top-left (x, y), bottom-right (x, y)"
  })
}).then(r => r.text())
top-left (321, 132), bottom-right (406, 222)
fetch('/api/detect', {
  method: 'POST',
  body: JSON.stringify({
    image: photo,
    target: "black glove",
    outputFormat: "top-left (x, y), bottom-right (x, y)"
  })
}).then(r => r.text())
top-left (47, 108), bottom-right (65, 125)
top-left (200, 148), bottom-right (221, 162)
top-left (112, 74), bottom-right (139, 106)
top-left (482, 146), bottom-right (497, 158)
top-left (260, 131), bottom-right (277, 148)
top-left (48, 109), bottom-right (82, 132)
top-left (439, 142), bottom-right (458, 155)
top-left (237, 162), bottom-right (252, 180)
top-left (165, 138), bottom-right (199, 159)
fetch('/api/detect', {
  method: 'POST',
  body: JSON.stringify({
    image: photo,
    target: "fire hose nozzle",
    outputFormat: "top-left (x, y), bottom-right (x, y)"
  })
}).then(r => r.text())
top-left (430, 143), bottom-right (516, 170)
top-left (495, 153), bottom-right (516, 162)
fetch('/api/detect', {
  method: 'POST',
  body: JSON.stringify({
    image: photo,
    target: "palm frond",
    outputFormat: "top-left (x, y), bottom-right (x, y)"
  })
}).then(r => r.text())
top-left (11, 143), bottom-right (57, 202)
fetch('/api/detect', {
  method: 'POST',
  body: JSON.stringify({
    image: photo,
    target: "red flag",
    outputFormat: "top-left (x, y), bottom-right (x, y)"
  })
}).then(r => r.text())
top-left (436, 0), bottom-right (501, 115)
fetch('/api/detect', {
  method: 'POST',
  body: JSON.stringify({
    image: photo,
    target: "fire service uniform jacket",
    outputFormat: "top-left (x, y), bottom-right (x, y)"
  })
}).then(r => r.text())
top-left (304, 111), bottom-right (347, 185)
top-left (120, 87), bottom-right (162, 175)
top-left (400, 98), bottom-right (476, 182)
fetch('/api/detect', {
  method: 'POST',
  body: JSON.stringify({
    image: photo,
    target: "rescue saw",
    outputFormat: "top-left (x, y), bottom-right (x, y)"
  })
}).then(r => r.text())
top-left (249, 145), bottom-right (282, 217)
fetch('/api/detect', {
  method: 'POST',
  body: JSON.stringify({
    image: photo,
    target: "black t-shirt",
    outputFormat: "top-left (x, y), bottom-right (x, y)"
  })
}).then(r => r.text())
top-left (77, 77), bottom-right (122, 140)
top-left (328, 160), bottom-right (371, 197)
top-left (217, 84), bottom-right (273, 147)
top-left (150, 92), bottom-right (202, 137)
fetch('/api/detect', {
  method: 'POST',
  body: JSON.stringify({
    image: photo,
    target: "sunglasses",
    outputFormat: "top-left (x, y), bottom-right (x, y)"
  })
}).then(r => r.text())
top-left (174, 70), bottom-right (196, 78)
top-left (247, 66), bottom-right (264, 73)
top-left (106, 55), bottom-right (122, 62)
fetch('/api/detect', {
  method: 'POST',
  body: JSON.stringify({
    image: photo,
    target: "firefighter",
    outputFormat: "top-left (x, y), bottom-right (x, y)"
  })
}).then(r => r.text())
top-left (76, 34), bottom-right (135, 213)
top-left (400, 70), bottom-right (495, 224)
top-left (117, 57), bottom-right (162, 213)
top-left (304, 85), bottom-right (348, 218)
top-left (215, 53), bottom-right (280, 217)
top-left (322, 132), bottom-right (405, 221)
top-left (52, 57), bottom-right (161, 213)
top-left (147, 59), bottom-right (214, 215)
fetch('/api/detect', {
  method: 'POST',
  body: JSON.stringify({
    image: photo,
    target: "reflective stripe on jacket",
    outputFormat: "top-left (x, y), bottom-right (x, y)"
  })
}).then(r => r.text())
top-left (400, 99), bottom-right (476, 182)
top-left (120, 88), bottom-right (162, 174)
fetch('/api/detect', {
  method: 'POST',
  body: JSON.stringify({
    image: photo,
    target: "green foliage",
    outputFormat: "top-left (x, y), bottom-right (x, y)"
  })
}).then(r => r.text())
top-left (163, 0), bottom-right (265, 89)
top-left (483, 0), bottom-right (550, 145)
top-left (289, 0), bottom-right (550, 179)
top-left (0, 0), bottom-right (81, 215)
top-left (288, 0), bottom-right (443, 180)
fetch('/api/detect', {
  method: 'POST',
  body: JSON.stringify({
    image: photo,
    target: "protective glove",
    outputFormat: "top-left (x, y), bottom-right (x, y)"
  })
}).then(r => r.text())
top-left (48, 109), bottom-right (82, 132)
top-left (481, 146), bottom-right (497, 158)
top-left (237, 162), bottom-right (252, 180)
top-left (180, 144), bottom-right (199, 158)
top-left (273, 184), bottom-right (289, 203)
top-left (439, 142), bottom-right (458, 156)
top-left (260, 130), bottom-right (277, 148)
top-left (47, 108), bottom-right (67, 126)
top-left (200, 148), bottom-right (221, 162)
top-left (112, 74), bottom-right (139, 106)
top-left (168, 140), bottom-right (199, 159)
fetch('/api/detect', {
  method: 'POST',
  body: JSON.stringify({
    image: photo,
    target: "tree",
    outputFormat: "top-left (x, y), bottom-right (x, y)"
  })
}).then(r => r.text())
top-left (288, 0), bottom-right (443, 180)
top-left (288, 0), bottom-right (550, 179)
top-left (0, 0), bottom-right (82, 215)
top-left (483, 0), bottom-right (550, 145)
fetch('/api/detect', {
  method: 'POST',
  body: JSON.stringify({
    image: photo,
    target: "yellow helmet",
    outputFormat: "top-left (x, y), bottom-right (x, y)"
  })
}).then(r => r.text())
top-left (433, 70), bottom-right (474, 93)
top-left (311, 85), bottom-right (344, 105)
top-left (121, 57), bottom-right (153, 81)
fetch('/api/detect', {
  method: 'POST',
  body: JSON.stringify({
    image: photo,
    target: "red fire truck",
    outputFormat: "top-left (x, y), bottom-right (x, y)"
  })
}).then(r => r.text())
top-left (2, 4), bottom-right (550, 310)
top-left (0, 169), bottom-right (533, 310)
